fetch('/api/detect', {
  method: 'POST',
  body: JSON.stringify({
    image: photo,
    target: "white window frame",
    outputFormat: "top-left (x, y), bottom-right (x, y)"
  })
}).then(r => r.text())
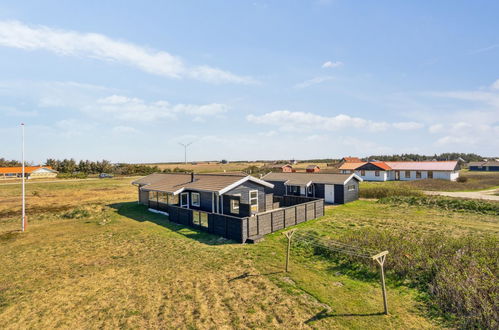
top-left (307, 185), bottom-right (313, 194)
top-left (191, 192), bottom-right (200, 207)
top-left (180, 192), bottom-right (189, 208)
top-left (348, 185), bottom-right (356, 191)
top-left (375, 170), bottom-right (380, 177)
top-left (249, 190), bottom-right (258, 211)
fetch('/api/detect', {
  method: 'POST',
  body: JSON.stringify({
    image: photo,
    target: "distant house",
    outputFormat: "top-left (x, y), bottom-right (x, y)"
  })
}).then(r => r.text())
top-left (270, 164), bottom-right (294, 173)
top-left (341, 157), bottom-right (362, 163)
top-left (339, 161), bottom-right (460, 181)
top-left (306, 165), bottom-right (320, 173)
top-left (132, 173), bottom-right (325, 243)
top-left (468, 161), bottom-right (499, 171)
top-left (0, 166), bottom-right (58, 180)
top-left (262, 172), bottom-right (362, 204)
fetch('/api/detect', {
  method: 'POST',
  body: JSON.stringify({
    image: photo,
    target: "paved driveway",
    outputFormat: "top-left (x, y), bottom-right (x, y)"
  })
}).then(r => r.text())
top-left (425, 188), bottom-right (499, 201)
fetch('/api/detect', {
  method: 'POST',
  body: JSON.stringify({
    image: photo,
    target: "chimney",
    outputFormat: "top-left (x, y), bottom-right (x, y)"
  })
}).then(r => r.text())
top-left (191, 172), bottom-right (195, 182)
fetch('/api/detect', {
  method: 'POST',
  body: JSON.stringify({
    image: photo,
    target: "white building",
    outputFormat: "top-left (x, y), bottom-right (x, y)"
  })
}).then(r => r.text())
top-left (339, 161), bottom-right (460, 182)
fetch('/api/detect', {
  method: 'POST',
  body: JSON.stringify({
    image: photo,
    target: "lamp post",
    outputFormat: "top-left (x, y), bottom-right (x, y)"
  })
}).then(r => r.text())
top-left (179, 142), bottom-right (193, 164)
top-left (21, 123), bottom-right (26, 232)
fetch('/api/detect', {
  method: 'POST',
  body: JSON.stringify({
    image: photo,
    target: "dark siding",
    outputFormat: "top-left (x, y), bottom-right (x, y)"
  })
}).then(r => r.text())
top-left (266, 180), bottom-right (286, 196)
top-left (183, 190), bottom-right (213, 212)
top-left (343, 178), bottom-right (359, 203)
top-left (314, 183), bottom-right (325, 199)
top-left (334, 184), bottom-right (344, 204)
top-left (224, 181), bottom-right (267, 212)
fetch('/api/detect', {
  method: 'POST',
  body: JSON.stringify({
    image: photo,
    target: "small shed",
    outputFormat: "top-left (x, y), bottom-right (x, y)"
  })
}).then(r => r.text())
top-left (306, 165), bottom-right (320, 173)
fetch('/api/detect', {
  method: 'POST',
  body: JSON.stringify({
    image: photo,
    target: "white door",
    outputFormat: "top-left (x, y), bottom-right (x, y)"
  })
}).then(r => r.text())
top-left (180, 193), bottom-right (189, 208)
top-left (300, 186), bottom-right (306, 195)
top-left (324, 185), bottom-right (335, 203)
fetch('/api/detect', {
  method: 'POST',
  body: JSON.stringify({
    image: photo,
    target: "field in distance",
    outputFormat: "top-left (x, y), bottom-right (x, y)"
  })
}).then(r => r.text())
top-left (143, 161), bottom-right (333, 173)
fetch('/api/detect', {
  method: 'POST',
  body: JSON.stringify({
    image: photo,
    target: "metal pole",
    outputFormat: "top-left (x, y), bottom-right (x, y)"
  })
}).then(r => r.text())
top-left (21, 123), bottom-right (26, 232)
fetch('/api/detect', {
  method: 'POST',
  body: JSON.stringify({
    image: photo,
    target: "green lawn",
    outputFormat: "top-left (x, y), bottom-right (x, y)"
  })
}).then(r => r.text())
top-left (1, 179), bottom-right (497, 328)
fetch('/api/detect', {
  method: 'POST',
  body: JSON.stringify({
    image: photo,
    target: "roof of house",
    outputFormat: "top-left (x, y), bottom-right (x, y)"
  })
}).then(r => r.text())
top-left (338, 162), bottom-right (366, 170)
top-left (133, 173), bottom-right (273, 195)
top-left (384, 161), bottom-right (459, 171)
top-left (0, 166), bottom-right (57, 174)
top-left (469, 161), bottom-right (499, 167)
top-left (306, 165), bottom-right (320, 169)
top-left (370, 162), bottom-right (392, 170)
top-left (270, 164), bottom-right (292, 168)
top-left (262, 172), bottom-right (362, 185)
top-left (342, 157), bottom-right (362, 163)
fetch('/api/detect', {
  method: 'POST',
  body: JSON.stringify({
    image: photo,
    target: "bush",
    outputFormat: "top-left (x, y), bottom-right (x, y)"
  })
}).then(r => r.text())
top-left (456, 176), bottom-right (468, 183)
top-left (297, 229), bottom-right (498, 329)
top-left (359, 185), bottom-right (423, 199)
top-left (57, 172), bottom-right (88, 179)
top-left (378, 196), bottom-right (499, 215)
top-left (62, 208), bottom-right (90, 219)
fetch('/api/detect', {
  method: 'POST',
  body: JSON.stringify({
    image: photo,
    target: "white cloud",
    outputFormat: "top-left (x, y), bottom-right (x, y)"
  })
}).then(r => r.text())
top-left (428, 124), bottom-right (444, 134)
top-left (112, 126), bottom-right (138, 134)
top-left (90, 94), bottom-right (229, 122)
top-left (294, 76), bottom-right (334, 88)
top-left (491, 79), bottom-right (499, 90)
top-left (0, 20), bottom-right (255, 84)
top-left (392, 121), bottom-right (424, 130)
top-left (322, 61), bottom-right (343, 68)
top-left (246, 110), bottom-right (423, 132)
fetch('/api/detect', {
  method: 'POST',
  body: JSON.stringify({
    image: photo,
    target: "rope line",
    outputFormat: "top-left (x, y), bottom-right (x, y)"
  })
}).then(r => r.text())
top-left (293, 232), bottom-right (378, 259)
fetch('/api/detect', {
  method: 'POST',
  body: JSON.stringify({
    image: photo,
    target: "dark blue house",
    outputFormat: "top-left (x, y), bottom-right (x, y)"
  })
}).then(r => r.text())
top-left (468, 161), bottom-right (499, 172)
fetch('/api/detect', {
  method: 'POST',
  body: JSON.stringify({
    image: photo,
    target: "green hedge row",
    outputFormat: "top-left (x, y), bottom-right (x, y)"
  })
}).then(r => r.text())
top-left (378, 196), bottom-right (499, 215)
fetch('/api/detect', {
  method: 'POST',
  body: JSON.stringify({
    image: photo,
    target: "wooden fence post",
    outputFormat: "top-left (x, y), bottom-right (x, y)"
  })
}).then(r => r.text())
top-left (372, 251), bottom-right (389, 315)
top-left (283, 229), bottom-right (296, 272)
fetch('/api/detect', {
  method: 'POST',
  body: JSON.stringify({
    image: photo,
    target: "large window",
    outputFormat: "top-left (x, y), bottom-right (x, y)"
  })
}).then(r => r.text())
top-left (191, 192), bottom-right (200, 207)
top-left (249, 190), bottom-right (258, 212)
top-left (149, 191), bottom-right (157, 202)
top-left (169, 194), bottom-right (179, 205)
top-left (361, 170), bottom-right (365, 176)
top-left (428, 171), bottom-right (433, 179)
top-left (375, 170), bottom-right (380, 177)
top-left (405, 171), bottom-right (410, 178)
top-left (158, 192), bottom-right (168, 204)
top-left (348, 185), bottom-right (356, 191)
top-left (416, 171), bottom-right (422, 179)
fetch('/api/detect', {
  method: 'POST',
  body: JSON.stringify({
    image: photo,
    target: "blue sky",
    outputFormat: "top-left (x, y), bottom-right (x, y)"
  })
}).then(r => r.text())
top-left (1, 0), bottom-right (498, 163)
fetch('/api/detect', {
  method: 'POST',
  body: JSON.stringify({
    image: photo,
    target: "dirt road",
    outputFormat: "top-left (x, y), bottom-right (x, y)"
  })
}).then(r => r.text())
top-left (425, 188), bottom-right (499, 201)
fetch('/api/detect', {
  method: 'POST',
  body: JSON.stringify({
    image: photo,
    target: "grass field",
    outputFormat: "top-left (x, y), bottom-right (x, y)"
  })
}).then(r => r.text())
top-left (360, 170), bottom-right (499, 193)
top-left (145, 161), bottom-right (332, 173)
top-left (1, 178), bottom-right (497, 328)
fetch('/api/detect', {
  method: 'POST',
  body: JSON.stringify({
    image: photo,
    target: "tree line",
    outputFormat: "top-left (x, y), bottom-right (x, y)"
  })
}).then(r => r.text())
top-left (44, 159), bottom-right (162, 176)
top-left (365, 153), bottom-right (483, 162)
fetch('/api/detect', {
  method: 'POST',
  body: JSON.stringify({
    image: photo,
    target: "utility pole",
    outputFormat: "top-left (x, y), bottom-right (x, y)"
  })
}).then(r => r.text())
top-left (178, 142), bottom-right (193, 164)
top-left (21, 123), bottom-right (26, 232)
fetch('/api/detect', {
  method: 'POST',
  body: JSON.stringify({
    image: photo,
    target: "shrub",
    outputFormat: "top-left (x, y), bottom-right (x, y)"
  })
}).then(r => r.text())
top-left (359, 185), bottom-right (423, 199)
top-left (57, 172), bottom-right (88, 179)
top-left (296, 229), bottom-right (498, 329)
top-left (62, 208), bottom-right (90, 219)
top-left (456, 176), bottom-right (468, 183)
top-left (378, 196), bottom-right (499, 215)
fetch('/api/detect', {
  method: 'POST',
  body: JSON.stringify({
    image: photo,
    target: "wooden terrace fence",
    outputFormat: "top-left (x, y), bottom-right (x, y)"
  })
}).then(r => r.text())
top-left (148, 196), bottom-right (324, 243)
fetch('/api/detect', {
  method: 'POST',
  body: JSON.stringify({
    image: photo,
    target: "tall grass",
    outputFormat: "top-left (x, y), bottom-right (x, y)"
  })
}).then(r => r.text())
top-left (296, 230), bottom-right (498, 329)
top-left (359, 184), bottom-right (423, 199)
top-left (379, 196), bottom-right (499, 215)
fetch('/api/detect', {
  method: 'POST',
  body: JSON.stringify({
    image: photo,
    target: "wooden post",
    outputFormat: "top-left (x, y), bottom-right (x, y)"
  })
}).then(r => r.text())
top-left (283, 229), bottom-right (296, 272)
top-left (372, 251), bottom-right (389, 315)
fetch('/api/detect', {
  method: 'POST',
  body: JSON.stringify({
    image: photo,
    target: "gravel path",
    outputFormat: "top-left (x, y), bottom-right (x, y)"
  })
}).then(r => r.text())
top-left (425, 188), bottom-right (499, 201)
